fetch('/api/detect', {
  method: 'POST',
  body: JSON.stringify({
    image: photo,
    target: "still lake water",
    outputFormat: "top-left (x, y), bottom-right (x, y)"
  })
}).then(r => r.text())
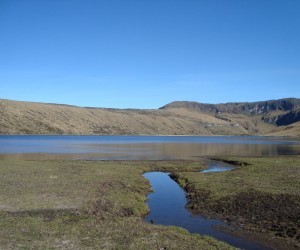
top-left (0, 135), bottom-right (300, 160)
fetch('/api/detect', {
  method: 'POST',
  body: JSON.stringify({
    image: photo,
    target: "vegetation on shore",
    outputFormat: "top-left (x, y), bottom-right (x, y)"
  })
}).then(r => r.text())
top-left (0, 160), bottom-right (232, 249)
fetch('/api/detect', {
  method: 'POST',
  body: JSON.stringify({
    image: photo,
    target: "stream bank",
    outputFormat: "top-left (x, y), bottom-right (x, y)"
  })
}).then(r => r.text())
top-left (144, 170), bottom-right (267, 250)
top-left (168, 158), bottom-right (300, 250)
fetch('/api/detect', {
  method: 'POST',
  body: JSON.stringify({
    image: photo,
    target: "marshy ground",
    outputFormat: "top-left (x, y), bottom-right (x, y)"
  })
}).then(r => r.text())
top-left (0, 158), bottom-right (299, 249)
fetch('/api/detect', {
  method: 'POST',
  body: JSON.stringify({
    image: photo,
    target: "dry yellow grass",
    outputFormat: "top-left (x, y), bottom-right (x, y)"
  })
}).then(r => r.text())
top-left (1, 99), bottom-right (298, 136)
top-left (266, 121), bottom-right (300, 136)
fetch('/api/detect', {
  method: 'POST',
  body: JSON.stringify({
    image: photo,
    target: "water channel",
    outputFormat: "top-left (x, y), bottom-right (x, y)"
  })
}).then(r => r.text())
top-left (144, 161), bottom-right (269, 250)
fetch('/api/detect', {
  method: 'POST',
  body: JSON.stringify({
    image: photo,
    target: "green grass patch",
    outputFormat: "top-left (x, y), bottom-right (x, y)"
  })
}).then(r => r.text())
top-left (0, 160), bottom-right (232, 249)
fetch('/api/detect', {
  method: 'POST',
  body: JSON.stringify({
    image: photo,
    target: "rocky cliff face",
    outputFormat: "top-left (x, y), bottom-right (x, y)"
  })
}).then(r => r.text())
top-left (161, 98), bottom-right (300, 116)
top-left (161, 98), bottom-right (300, 127)
top-left (274, 109), bottom-right (300, 126)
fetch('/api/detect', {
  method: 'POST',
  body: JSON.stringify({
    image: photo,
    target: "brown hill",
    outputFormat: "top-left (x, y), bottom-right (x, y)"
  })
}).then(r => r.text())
top-left (1, 98), bottom-right (300, 136)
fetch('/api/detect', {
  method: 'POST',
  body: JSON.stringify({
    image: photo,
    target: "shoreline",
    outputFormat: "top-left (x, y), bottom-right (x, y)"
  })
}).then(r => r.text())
top-left (0, 134), bottom-right (299, 138)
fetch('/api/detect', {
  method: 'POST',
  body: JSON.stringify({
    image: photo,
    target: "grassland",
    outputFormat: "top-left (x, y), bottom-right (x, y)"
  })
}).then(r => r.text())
top-left (171, 156), bottom-right (300, 249)
top-left (0, 160), bottom-right (232, 249)
top-left (1, 157), bottom-right (299, 249)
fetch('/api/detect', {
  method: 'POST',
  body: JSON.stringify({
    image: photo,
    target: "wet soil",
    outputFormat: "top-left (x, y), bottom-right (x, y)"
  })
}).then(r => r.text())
top-left (171, 173), bottom-right (300, 249)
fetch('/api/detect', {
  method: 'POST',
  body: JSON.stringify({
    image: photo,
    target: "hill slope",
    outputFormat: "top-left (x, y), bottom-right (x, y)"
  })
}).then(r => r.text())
top-left (1, 98), bottom-right (300, 136)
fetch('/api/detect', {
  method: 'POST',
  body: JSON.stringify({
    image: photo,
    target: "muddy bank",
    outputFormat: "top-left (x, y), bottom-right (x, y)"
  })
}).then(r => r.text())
top-left (144, 171), bottom-right (270, 249)
top-left (170, 159), bottom-right (300, 250)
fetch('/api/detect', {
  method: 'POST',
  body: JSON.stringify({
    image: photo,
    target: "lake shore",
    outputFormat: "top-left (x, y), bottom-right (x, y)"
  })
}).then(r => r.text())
top-left (0, 158), bottom-right (298, 249)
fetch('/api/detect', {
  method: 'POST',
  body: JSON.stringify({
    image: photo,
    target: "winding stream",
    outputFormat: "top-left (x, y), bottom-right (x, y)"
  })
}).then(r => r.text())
top-left (144, 162), bottom-right (268, 250)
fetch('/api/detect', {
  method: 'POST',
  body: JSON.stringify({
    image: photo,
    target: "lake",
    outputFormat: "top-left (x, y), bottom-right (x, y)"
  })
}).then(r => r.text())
top-left (0, 135), bottom-right (300, 160)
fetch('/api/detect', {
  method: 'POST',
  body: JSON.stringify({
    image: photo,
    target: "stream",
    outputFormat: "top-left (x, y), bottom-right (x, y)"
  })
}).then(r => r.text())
top-left (144, 161), bottom-right (268, 250)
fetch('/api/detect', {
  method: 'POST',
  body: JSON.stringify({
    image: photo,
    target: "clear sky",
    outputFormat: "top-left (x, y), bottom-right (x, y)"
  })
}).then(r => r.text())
top-left (0, 0), bottom-right (299, 109)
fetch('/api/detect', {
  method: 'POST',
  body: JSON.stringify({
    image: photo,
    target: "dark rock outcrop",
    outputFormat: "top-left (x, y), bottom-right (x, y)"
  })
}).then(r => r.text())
top-left (275, 109), bottom-right (300, 126)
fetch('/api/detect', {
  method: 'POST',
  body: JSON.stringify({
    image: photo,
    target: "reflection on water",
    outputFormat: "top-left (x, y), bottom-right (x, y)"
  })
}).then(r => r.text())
top-left (144, 172), bottom-right (266, 250)
top-left (0, 135), bottom-right (300, 160)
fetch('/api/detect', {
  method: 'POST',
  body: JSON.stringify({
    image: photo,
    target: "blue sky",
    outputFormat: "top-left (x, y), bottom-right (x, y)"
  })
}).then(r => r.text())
top-left (0, 0), bottom-right (299, 108)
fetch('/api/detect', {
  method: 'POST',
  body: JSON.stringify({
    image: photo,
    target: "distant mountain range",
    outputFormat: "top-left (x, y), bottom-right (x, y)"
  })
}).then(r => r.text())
top-left (1, 98), bottom-right (300, 136)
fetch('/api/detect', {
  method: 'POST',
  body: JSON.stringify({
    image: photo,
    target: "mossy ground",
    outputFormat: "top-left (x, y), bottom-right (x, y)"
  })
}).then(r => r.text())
top-left (0, 160), bottom-right (232, 249)
top-left (1, 157), bottom-right (299, 249)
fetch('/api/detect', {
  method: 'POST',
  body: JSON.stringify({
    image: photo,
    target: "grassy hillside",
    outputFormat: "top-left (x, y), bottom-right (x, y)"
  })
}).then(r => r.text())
top-left (1, 98), bottom-right (300, 136)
